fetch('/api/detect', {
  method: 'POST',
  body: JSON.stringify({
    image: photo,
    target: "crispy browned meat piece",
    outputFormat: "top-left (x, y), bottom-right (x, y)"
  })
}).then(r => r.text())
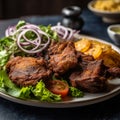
top-left (69, 60), bottom-right (107, 93)
top-left (48, 41), bottom-right (78, 75)
top-left (48, 41), bottom-right (68, 55)
top-left (77, 51), bottom-right (94, 61)
top-left (107, 67), bottom-right (120, 78)
top-left (6, 56), bottom-right (51, 86)
top-left (77, 52), bottom-right (95, 70)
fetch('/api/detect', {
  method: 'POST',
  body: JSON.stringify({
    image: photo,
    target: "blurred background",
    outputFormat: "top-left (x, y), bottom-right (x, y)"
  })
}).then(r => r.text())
top-left (0, 0), bottom-right (91, 19)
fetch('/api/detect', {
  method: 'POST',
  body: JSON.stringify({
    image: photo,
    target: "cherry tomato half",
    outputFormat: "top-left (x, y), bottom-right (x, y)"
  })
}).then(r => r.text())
top-left (46, 80), bottom-right (69, 97)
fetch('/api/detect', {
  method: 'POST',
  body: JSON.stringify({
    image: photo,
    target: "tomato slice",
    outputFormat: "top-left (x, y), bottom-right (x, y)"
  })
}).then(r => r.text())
top-left (46, 80), bottom-right (69, 97)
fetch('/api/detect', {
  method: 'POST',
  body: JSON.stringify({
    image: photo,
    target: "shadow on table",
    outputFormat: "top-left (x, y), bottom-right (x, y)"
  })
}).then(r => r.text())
top-left (0, 94), bottom-right (120, 120)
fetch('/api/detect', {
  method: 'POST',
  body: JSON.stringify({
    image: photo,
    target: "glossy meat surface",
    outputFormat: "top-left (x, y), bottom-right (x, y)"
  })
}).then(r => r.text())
top-left (69, 60), bottom-right (107, 92)
top-left (48, 41), bottom-right (78, 75)
top-left (6, 56), bottom-right (51, 86)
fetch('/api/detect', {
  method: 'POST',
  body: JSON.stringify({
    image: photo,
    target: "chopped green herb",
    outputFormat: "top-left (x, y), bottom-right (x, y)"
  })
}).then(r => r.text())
top-left (16, 20), bottom-right (26, 29)
top-left (69, 86), bottom-right (84, 97)
top-left (39, 25), bottom-right (59, 41)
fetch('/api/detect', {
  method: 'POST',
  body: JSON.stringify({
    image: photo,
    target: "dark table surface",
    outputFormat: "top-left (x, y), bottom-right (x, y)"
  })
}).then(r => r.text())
top-left (0, 8), bottom-right (120, 120)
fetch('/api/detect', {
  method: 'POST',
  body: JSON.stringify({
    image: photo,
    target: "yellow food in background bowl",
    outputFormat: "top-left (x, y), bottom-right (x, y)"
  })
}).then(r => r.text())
top-left (93, 0), bottom-right (120, 12)
top-left (74, 38), bottom-right (120, 68)
top-left (88, 0), bottom-right (120, 23)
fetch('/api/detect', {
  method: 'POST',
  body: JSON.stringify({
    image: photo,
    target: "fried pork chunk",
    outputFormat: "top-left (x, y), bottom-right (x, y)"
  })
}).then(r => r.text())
top-left (107, 67), bottom-right (120, 77)
top-left (48, 41), bottom-right (78, 75)
top-left (48, 41), bottom-right (68, 55)
top-left (69, 60), bottom-right (108, 93)
top-left (76, 51), bottom-right (95, 70)
top-left (6, 56), bottom-right (51, 86)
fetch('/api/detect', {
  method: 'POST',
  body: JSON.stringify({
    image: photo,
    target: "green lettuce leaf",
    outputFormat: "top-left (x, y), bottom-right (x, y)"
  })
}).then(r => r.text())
top-left (32, 80), bottom-right (61, 102)
top-left (19, 86), bottom-right (32, 99)
top-left (0, 70), bottom-right (61, 101)
top-left (0, 70), bottom-right (21, 97)
top-left (16, 20), bottom-right (26, 29)
top-left (0, 37), bottom-right (17, 69)
top-left (39, 25), bottom-right (58, 41)
top-left (0, 70), bottom-right (6, 92)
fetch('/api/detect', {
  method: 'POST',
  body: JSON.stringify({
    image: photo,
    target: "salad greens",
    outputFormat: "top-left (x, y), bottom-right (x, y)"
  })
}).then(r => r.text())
top-left (32, 81), bottom-right (61, 101)
top-left (0, 37), bottom-right (17, 69)
top-left (16, 20), bottom-right (26, 29)
top-left (69, 86), bottom-right (84, 97)
top-left (0, 21), bottom-right (84, 102)
top-left (39, 25), bottom-right (59, 41)
top-left (0, 70), bottom-right (61, 101)
top-left (0, 70), bottom-right (21, 97)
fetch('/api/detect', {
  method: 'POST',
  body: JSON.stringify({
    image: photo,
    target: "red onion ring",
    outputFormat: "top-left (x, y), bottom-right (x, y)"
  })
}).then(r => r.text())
top-left (5, 23), bottom-right (50, 54)
top-left (17, 27), bottom-right (50, 54)
top-left (51, 23), bottom-right (79, 40)
top-left (5, 26), bottom-right (16, 37)
top-left (5, 22), bottom-right (79, 54)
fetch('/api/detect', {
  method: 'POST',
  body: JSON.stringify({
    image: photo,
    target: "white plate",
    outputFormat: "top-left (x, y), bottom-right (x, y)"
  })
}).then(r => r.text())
top-left (0, 34), bottom-right (120, 108)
